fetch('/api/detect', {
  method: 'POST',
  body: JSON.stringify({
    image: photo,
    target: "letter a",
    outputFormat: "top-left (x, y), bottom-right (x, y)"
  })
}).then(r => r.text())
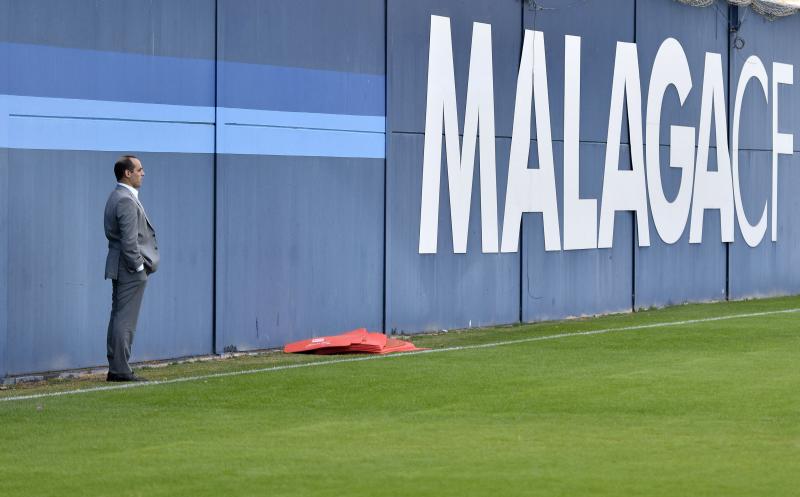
top-left (689, 53), bottom-right (734, 244)
top-left (598, 42), bottom-right (650, 249)
top-left (501, 30), bottom-right (561, 252)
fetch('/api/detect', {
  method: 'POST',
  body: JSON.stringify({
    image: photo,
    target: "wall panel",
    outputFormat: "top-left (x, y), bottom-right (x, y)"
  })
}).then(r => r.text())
top-left (1, 0), bottom-right (215, 59)
top-left (730, 11), bottom-right (800, 152)
top-left (1, 4), bottom-right (9, 377)
top-left (2, 1), bottom-right (800, 376)
top-left (5, 151), bottom-right (213, 375)
top-left (633, 0), bottom-right (729, 307)
top-left (637, 0), bottom-right (728, 147)
top-left (0, 1), bottom-right (216, 375)
top-left (0, 146), bottom-right (7, 377)
top-left (635, 147), bottom-right (727, 307)
top-left (385, 0), bottom-right (521, 333)
top-left (725, 10), bottom-right (800, 298)
top-left (729, 151), bottom-right (800, 298)
top-left (386, 135), bottom-right (519, 332)
top-left (528, 0), bottom-right (634, 144)
top-left (522, 142), bottom-right (633, 322)
top-left (215, 0), bottom-right (386, 351)
top-left (216, 156), bottom-right (384, 349)
top-left (387, 0), bottom-right (521, 137)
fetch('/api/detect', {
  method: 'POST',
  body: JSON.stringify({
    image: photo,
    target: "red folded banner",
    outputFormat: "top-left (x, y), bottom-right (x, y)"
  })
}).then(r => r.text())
top-left (284, 328), bottom-right (426, 355)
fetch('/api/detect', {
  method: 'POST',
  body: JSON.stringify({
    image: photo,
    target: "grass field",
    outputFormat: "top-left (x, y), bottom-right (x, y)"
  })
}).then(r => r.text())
top-left (1, 297), bottom-right (799, 497)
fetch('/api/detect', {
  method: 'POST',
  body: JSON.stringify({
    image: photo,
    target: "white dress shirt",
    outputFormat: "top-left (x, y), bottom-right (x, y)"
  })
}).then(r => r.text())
top-left (117, 182), bottom-right (145, 273)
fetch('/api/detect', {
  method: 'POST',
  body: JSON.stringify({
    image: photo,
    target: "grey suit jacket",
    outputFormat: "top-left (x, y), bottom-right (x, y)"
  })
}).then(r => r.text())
top-left (104, 185), bottom-right (160, 280)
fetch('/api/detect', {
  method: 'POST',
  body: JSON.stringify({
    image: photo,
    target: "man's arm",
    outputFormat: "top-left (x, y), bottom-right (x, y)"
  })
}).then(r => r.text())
top-left (116, 197), bottom-right (145, 272)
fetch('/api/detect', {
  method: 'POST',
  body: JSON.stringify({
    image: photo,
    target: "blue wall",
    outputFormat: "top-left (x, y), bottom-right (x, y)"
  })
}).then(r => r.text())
top-left (1, 0), bottom-right (799, 376)
top-left (728, 12), bottom-right (800, 298)
top-left (521, 1), bottom-right (635, 321)
top-left (633, 0), bottom-right (729, 308)
top-left (386, 0), bottom-right (522, 332)
top-left (0, 0), bottom-right (216, 376)
top-left (215, 0), bottom-right (386, 351)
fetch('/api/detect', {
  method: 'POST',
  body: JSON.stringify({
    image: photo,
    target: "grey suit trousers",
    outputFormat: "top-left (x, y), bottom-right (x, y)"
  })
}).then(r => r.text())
top-left (106, 268), bottom-right (148, 376)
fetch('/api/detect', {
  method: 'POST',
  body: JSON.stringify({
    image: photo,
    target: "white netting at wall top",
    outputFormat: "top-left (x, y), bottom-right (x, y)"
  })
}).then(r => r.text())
top-left (677, 0), bottom-right (799, 19)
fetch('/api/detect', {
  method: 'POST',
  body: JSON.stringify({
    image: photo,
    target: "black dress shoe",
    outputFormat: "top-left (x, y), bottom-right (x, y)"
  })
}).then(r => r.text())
top-left (106, 372), bottom-right (149, 382)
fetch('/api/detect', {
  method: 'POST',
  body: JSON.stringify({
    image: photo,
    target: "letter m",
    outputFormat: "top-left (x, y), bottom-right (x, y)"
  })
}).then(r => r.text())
top-left (418, 15), bottom-right (499, 254)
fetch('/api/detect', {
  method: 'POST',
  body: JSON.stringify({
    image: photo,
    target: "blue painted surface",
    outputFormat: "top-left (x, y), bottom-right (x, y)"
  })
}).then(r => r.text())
top-left (218, 0), bottom-right (385, 74)
top-left (0, 95), bottom-right (215, 124)
top-left (386, 135), bottom-right (520, 332)
top-left (632, 0), bottom-right (729, 309)
top-left (0, 41), bottom-right (384, 117)
top-left (218, 108), bottom-right (385, 133)
top-left (0, 1), bottom-right (217, 376)
top-left (217, 124), bottom-right (385, 159)
top-left (731, 11), bottom-right (800, 152)
top-left (529, 0), bottom-right (635, 144)
top-left (387, 0), bottom-right (522, 137)
top-left (218, 62), bottom-right (385, 116)
top-left (634, 146), bottom-right (727, 308)
top-left (0, 96), bottom-right (384, 157)
top-left (216, 155), bottom-right (384, 350)
top-left (636, 0), bottom-right (729, 148)
top-left (522, 142), bottom-right (633, 322)
top-left (218, 0), bottom-right (385, 116)
top-left (4, 150), bottom-right (213, 375)
top-left (1, 103), bottom-right (215, 154)
top-left (132, 152), bottom-right (215, 362)
top-left (729, 151), bottom-right (800, 298)
top-left (0, 147), bottom-right (8, 377)
top-left (215, 0), bottom-right (386, 352)
top-left (385, 0), bottom-right (521, 332)
top-left (0, 0), bottom-right (216, 60)
top-left (1, 1), bottom-right (800, 376)
top-left (726, 12), bottom-right (800, 298)
top-left (523, 1), bottom-right (636, 320)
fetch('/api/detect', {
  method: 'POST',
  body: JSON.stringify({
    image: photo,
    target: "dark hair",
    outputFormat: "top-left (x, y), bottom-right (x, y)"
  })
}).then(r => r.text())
top-left (114, 155), bottom-right (139, 180)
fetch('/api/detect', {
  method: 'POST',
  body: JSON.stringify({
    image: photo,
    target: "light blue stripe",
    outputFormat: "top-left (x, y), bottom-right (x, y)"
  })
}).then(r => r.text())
top-left (3, 95), bottom-right (215, 123)
top-left (216, 124), bottom-right (385, 159)
top-left (0, 95), bottom-right (214, 154)
top-left (0, 95), bottom-right (385, 158)
top-left (6, 115), bottom-right (215, 154)
top-left (217, 107), bottom-right (385, 133)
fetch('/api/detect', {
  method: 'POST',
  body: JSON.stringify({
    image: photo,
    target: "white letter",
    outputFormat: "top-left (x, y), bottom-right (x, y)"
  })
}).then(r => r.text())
top-left (689, 53), bottom-right (734, 244)
top-left (772, 62), bottom-right (794, 242)
top-left (501, 30), bottom-right (561, 253)
top-left (598, 42), bottom-right (649, 249)
top-left (563, 35), bottom-right (597, 250)
top-left (732, 56), bottom-right (769, 247)
top-left (419, 16), bottom-right (499, 254)
top-left (645, 38), bottom-right (695, 245)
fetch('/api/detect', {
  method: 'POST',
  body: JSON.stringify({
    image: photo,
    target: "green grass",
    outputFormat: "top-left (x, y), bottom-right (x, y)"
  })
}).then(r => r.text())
top-left (1, 297), bottom-right (799, 497)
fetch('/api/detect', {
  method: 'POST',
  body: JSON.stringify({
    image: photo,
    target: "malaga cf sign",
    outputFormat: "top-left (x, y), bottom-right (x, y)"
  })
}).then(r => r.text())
top-left (419, 16), bottom-right (795, 254)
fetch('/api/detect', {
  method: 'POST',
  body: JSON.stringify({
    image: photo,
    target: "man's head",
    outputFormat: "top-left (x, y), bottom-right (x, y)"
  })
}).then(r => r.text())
top-left (114, 155), bottom-right (144, 189)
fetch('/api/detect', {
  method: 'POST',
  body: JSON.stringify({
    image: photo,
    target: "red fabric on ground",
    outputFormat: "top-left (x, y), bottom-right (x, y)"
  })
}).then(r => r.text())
top-left (283, 328), bottom-right (426, 355)
top-left (283, 328), bottom-right (368, 354)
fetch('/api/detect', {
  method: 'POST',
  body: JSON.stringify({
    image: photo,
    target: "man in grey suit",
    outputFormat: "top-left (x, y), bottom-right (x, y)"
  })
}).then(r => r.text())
top-left (104, 155), bottom-right (160, 382)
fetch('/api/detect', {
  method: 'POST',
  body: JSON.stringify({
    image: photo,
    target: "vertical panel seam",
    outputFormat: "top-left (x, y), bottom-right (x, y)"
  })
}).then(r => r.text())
top-left (725, 4), bottom-right (734, 302)
top-left (631, 0), bottom-right (638, 312)
top-left (1, 147), bottom-right (6, 378)
top-left (383, 0), bottom-right (389, 334)
top-left (519, 0), bottom-right (526, 324)
top-left (212, 0), bottom-right (219, 352)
